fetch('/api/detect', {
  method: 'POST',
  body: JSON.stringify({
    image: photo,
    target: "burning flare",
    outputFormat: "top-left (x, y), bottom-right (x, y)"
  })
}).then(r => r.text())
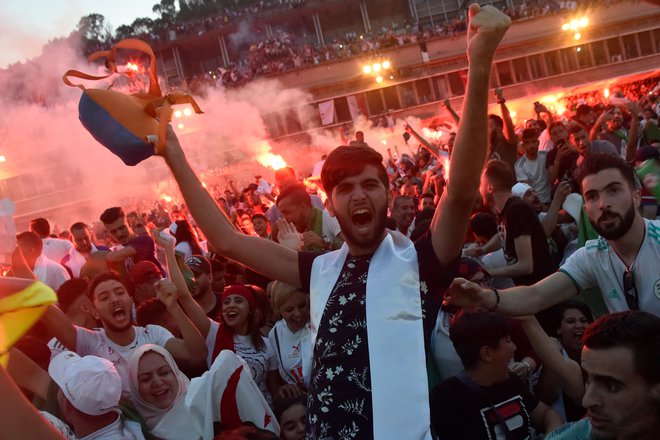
top-left (255, 141), bottom-right (287, 170)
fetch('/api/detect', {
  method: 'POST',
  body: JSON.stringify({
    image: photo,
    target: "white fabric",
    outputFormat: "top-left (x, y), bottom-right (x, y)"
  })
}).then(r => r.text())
top-left (42, 237), bottom-right (74, 263)
top-left (318, 100), bottom-right (335, 125)
top-left (515, 151), bottom-right (551, 203)
top-left (233, 334), bottom-right (278, 407)
top-left (321, 209), bottom-right (342, 240)
top-left (185, 350), bottom-right (279, 439)
top-left (430, 308), bottom-right (464, 380)
top-left (346, 95), bottom-right (363, 122)
top-left (33, 254), bottom-right (71, 291)
top-left (538, 128), bottom-right (554, 152)
top-left (560, 219), bottom-right (660, 316)
top-left (0, 198), bottom-right (16, 264)
top-left (267, 319), bottom-right (311, 387)
top-left (64, 244), bottom-right (99, 278)
top-left (74, 325), bottom-right (174, 398)
top-left (128, 345), bottom-right (191, 439)
top-left (310, 230), bottom-right (432, 439)
top-left (80, 411), bottom-right (145, 440)
top-left (41, 410), bottom-right (145, 440)
top-left (174, 241), bottom-right (193, 261)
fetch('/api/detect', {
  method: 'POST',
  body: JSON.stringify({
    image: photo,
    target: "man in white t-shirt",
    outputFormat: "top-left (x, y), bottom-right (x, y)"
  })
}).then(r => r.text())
top-left (515, 128), bottom-right (551, 204)
top-left (41, 271), bottom-right (207, 396)
top-left (16, 231), bottom-right (70, 291)
top-left (30, 217), bottom-right (74, 263)
top-left (447, 153), bottom-right (660, 317)
top-left (46, 351), bottom-right (145, 440)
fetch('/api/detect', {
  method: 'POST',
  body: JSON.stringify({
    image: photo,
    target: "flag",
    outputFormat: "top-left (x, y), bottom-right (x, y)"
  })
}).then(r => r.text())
top-left (0, 279), bottom-right (57, 366)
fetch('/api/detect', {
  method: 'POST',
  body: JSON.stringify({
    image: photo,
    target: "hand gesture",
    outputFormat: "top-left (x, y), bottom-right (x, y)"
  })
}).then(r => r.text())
top-left (495, 88), bottom-right (504, 102)
top-left (509, 361), bottom-right (530, 382)
top-left (442, 98), bottom-right (451, 108)
top-left (443, 277), bottom-right (486, 308)
top-left (302, 231), bottom-right (325, 249)
top-left (466, 4), bottom-right (512, 63)
top-left (276, 384), bottom-right (306, 400)
top-left (155, 279), bottom-right (179, 309)
top-left (556, 143), bottom-right (572, 161)
top-left (554, 180), bottom-right (572, 205)
top-left (276, 218), bottom-right (302, 251)
top-left (151, 228), bottom-right (175, 250)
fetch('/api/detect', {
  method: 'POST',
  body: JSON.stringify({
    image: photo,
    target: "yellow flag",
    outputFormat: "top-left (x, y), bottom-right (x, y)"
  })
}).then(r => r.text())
top-left (0, 279), bottom-right (57, 366)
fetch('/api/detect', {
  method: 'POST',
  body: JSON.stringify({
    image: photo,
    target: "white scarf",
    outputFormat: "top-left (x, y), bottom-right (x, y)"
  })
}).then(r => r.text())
top-left (310, 230), bottom-right (431, 439)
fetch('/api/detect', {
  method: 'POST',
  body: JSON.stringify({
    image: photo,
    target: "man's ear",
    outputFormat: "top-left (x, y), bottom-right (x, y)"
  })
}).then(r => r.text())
top-left (479, 345), bottom-right (492, 363)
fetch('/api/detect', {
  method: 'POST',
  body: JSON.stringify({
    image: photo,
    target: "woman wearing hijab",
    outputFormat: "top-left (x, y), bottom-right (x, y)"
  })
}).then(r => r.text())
top-left (127, 344), bottom-right (278, 440)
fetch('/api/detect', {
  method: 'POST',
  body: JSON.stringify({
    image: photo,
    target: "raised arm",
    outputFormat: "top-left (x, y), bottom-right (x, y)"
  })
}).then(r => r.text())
top-left (541, 181), bottom-right (571, 237)
top-left (156, 279), bottom-right (208, 362)
top-left (41, 305), bottom-right (77, 352)
top-left (161, 126), bottom-right (301, 287)
top-left (431, 4), bottom-right (511, 265)
top-left (444, 270), bottom-right (578, 315)
top-left (0, 367), bottom-right (66, 440)
top-left (442, 98), bottom-right (461, 125)
top-left (519, 316), bottom-right (584, 405)
top-left (496, 89), bottom-right (517, 145)
top-left (404, 123), bottom-right (440, 159)
top-left (154, 232), bottom-right (212, 337)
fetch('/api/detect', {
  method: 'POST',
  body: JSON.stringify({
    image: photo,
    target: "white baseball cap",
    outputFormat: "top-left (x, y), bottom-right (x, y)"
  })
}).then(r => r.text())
top-left (48, 351), bottom-right (122, 416)
top-left (511, 182), bottom-right (533, 199)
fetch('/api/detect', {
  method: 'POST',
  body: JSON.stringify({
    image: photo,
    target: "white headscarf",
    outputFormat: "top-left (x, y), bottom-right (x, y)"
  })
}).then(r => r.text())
top-left (127, 344), bottom-right (195, 439)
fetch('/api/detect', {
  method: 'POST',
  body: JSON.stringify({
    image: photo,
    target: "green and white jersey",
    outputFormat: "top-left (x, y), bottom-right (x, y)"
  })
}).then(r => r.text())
top-left (560, 219), bottom-right (660, 316)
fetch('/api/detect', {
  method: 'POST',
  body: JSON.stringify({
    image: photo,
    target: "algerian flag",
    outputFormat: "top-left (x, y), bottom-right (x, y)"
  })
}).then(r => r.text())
top-left (0, 278), bottom-right (57, 366)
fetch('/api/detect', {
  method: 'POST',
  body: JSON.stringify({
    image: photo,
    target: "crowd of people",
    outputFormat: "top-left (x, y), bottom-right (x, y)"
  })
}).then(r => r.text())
top-left (173, 0), bottom-right (611, 91)
top-left (3, 4), bottom-right (660, 440)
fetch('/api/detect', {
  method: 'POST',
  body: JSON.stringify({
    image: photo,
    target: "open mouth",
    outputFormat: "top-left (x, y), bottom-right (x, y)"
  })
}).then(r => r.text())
top-left (226, 312), bottom-right (239, 320)
top-left (352, 208), bottom-right (372, 228)
top-left (153, 389), bottom-right (169, 399)
top-left (112, 306), bottom-right (126, 320)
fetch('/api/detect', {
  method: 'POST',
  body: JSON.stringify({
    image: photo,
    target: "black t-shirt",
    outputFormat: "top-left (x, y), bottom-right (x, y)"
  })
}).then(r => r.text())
top-left (126, 235), bottom-right (165, 275)
top-left (499, 197), bottom-right (557, 286)
top-left (298, 231), bottom-right (457, 440)
top-left (545, 145), bottom-right (578, 184)
top-left (430, 373), bottom-right (540, 440)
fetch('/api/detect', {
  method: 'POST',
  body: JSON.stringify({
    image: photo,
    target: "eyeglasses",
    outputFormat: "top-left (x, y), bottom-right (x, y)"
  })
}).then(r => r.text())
top-left (622, 269), bottom-right (639, 310)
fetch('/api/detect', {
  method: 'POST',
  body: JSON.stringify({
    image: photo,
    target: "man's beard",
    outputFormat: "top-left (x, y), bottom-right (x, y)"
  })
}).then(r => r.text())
top-left (590, 203), bottom-right (636, 240)
top-left (101, 317), bottom-right (132, 333)
top-left (337, 206), bottom-right (388, 250)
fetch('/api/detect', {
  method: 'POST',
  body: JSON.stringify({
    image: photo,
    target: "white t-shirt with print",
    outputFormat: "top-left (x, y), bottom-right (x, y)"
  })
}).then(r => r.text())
top-left (515, 152), bottom-right (551, 203)
top-left (267, 319), bottom-right (310, 387)
top-left (73, 325), bottom-right (174, 397)
top-left (205, 322), bottom-right (278, 406)
top-left (560, 219), bottom-right (660, 316)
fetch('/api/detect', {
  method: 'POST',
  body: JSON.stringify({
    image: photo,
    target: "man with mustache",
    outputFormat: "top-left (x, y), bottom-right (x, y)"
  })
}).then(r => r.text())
top-left (446, 153), bottom-right (660, 317)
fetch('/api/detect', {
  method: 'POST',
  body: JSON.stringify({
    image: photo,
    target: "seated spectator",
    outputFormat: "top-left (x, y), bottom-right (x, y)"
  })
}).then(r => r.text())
top-left (430, 309), bottom-right (562, 439)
